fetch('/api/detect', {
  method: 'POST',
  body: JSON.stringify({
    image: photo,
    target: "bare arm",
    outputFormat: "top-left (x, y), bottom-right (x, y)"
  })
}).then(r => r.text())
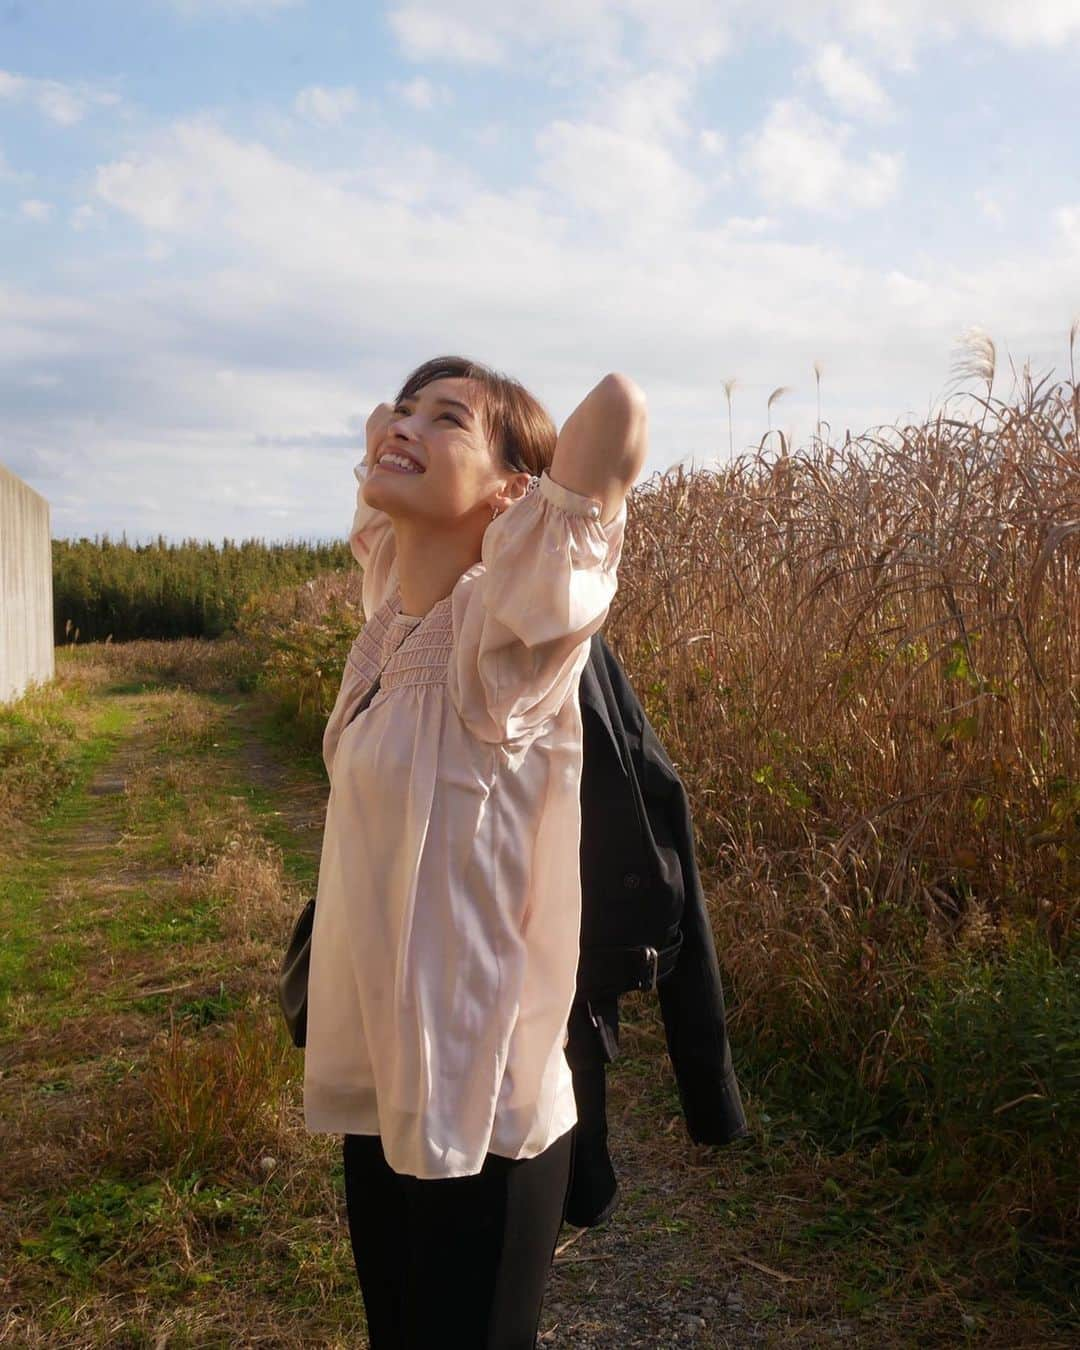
top-left (548, 372), bottom-right (648, 526)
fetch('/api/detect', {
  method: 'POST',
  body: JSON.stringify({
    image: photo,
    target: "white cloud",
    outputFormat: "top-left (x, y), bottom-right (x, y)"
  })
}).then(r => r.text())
top-left (387, 0), bottom-right (727, 73)
top-left (724, 215), bottom-right (776, 235)
top-left (70, 204), bottom-right (100, 231)
top-left (0, 285), bottom-right (99, 363)
top-left (78, 119), bottom-right (1073, 403)
top-left (530, 67), bottom-right (719, 229)
top-left (389, 76), bottom-right (452, 111)
top-left (596, 69), bottom-right (694, 142)
top-left (293, 84), bottom-right (359, 127)
top-left (885, 269), bottom-right (934, 307)
top-left (536, 118), bottom-right (705, 225)
top-left (930, 0), bottom-right (1080, 48)
top-left (19, 199), bottom-right (53, 222)
top-left (769, 1), bottom-right (1080, 63)
top-left (96, 144), bottom-right (210, 231)
top-left (699, 129), bottom-right (725, 155)
top-left (93, 118), bottom-right (487, 239)
top-left (740, 98), bottom-right (901, 213)
top-left (976, 189), bottom-right (1005, 225)
top-left (13, 84), bottom-right (1075, 541)
top-left (620, 0), bottom-right (729, 69)
top-left (385, 1), bottom-right (1080, 76)
top-left (811, 43), bottom-right (892, 117)
top-left (389, 4), bottom-right (507, 65)
top-left (0, 69), bottom-right (119, 125)
top-left (1056, 205), bottom-right (1080, 249)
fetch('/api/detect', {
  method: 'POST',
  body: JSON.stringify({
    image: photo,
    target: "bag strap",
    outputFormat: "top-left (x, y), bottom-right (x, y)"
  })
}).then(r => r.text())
top-left (576, 933), bottom-right (684, 996)
top-left (345, 668), bottom-right (384, 730)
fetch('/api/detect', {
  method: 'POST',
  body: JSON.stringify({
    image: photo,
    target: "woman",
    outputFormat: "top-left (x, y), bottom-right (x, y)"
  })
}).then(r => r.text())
top-left (304, 354), bottom-right (647, 1348)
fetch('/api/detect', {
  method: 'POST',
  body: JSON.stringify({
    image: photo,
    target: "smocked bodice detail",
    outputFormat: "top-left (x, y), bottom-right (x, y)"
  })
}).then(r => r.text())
top-left (345, 565), bottom-right (458, 695)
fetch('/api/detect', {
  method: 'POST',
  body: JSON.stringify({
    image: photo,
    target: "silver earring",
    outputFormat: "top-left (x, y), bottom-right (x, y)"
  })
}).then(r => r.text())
top-left (492, 477), bottom-right (538, 518)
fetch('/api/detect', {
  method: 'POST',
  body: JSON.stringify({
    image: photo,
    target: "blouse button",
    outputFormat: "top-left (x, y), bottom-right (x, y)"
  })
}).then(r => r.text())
top-left (588, 504), bottom-right (600, 519)
top-left (623, 871), bottom-right (641, 888)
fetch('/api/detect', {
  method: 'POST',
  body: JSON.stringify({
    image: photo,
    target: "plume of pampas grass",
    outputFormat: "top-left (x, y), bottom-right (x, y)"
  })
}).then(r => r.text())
top-left (951, 326), bottom-right (997, 393)
top-left (767, 384), bottom-right (791, 432)
top-left (723, 377), bottom-right (737, 456)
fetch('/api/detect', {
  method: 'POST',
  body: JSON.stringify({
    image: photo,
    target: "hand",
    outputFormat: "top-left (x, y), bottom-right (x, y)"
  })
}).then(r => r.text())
top-left (364, 402), bottom-right (397, 470)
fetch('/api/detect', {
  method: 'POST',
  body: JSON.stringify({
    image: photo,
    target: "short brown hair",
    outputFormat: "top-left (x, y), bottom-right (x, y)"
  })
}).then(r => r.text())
top-left (394, 355), bottom-right (556, 478)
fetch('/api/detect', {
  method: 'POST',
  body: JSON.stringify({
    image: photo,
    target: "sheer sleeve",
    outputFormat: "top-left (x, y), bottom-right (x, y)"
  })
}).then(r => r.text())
top-left (447, 469), bottom-right (627, 745)
top-left (349, 460), bottom-right (397, 622)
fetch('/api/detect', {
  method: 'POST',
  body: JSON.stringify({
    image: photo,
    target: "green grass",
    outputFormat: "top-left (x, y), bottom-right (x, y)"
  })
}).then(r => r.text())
top-left (0, 701), bottom-right (136, 1025)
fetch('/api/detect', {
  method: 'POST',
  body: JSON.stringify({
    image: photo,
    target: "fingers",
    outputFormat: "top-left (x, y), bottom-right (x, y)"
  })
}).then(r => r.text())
top-left (364, 402), bottom-right (396, 467)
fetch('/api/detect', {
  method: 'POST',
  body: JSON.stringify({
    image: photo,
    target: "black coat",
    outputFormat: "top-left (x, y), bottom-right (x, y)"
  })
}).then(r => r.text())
top-left (564, 632), bottom-right (750, 1227)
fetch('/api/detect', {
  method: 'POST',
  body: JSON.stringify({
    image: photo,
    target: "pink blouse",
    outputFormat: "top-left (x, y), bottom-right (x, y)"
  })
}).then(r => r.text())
top-left (302, 460), bottom-right (628, 1178)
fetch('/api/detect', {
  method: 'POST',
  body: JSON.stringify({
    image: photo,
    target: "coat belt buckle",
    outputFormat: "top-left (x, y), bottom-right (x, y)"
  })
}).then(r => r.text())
top-left (640, 946), bottom-right (659, 992)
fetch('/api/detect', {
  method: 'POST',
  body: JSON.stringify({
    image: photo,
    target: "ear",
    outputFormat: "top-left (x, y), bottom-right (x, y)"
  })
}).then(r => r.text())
top-left (493, 470), bottom-right (536, 513)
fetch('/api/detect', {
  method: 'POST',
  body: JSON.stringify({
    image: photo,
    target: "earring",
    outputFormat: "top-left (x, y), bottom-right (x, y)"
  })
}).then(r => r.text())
top-left (492, 477), bottom-right (539, 519)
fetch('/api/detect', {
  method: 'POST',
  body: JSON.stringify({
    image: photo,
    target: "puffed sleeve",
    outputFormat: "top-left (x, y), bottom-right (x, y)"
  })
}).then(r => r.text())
top-left (448, 468), bottom-right (627, 744)
top-left (349, 460), bottom-right (397, 621)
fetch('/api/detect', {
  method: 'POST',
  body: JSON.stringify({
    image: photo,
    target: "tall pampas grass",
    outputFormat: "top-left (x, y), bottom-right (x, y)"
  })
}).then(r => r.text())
top-left (766, 383), bottom-right (791, 435)
top-left (723, 377), bottom-right (737, 457)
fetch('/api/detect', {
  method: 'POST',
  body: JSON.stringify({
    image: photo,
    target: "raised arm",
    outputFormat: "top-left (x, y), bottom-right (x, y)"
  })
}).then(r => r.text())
top-left (349, 402), bottom-right (395, 563)
top-left (548, 372), bottom-right (648, 526)
top-left (348, 402), bottom-right (400, 618)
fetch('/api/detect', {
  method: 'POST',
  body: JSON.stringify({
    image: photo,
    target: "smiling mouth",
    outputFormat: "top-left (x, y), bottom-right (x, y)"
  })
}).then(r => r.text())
top-left (376, 451), bottom-right (426, 474)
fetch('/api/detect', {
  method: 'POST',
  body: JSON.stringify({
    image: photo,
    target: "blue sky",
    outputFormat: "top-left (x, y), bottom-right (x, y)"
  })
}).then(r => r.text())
top-left (2, 0), bottom-right (1079, 543)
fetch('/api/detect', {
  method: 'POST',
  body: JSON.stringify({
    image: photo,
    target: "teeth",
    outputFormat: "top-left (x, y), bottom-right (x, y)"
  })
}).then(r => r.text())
top-left (381, 453), bottom-right (423, 472)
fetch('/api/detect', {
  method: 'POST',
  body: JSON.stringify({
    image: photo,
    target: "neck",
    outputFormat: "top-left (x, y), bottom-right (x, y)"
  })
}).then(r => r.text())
top-left (392, 516), bottom-right (486, 618)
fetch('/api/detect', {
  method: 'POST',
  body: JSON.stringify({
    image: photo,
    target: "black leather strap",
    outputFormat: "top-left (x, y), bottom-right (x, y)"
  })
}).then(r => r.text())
top-left (344, 670), bottom-right (383, 729)
top-left (576, 934), bottom-right (684, 995)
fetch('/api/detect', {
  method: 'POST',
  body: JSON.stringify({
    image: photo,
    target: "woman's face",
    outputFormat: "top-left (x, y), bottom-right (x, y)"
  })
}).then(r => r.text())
top-left (362, 376), bottom-right (517, 528)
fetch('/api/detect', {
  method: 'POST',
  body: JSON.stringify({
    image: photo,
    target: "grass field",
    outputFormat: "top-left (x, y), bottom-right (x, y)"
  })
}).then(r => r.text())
top-left (3, 363), bottom-right (1077, 1346)
top-left (2, 639), bottom-right (1075, 1347)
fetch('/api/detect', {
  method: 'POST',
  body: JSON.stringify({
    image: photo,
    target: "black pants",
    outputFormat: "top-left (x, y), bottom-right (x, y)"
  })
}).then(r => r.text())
top-left (342, 1125), bottom-right (575, 1350)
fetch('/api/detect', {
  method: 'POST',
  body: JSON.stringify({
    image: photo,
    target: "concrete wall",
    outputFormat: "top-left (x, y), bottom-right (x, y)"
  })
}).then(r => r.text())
top-left (0, 462), bottom-right (55, 705)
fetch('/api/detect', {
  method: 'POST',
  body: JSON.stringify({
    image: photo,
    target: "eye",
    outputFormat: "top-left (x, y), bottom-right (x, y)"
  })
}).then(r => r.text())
top-left (440, 413), bottom-right (462, 426)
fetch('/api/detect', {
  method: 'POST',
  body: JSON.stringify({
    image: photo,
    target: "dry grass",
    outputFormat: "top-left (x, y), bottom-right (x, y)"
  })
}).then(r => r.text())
top-left (57, 633), bottom-right (263, 695)
top-left (177, 817), bottom-right (299, 947)
top-left (604, 369), bottom-right (1077, 945)
top-left (134, 1001), bottom-right (298, 1175)
top-left (595, 368), bottom-right (1079, 1271)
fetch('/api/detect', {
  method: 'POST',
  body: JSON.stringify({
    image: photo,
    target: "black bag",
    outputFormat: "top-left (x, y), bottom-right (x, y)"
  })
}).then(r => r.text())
top-left (277, 668), bottom-right (384, 1049)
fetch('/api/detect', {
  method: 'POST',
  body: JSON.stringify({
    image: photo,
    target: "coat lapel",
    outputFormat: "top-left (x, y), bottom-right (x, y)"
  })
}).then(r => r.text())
top-left (580, 639), bottom-right (630, 775)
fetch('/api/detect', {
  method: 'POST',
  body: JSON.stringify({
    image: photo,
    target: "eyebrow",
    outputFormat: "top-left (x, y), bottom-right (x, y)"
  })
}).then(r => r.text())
top-left (398, 394), bottom-right (476, 420)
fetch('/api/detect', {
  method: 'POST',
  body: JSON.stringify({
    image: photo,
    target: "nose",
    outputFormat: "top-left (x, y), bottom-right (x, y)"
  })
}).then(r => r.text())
top-left (390, 412), bottom-right (421, 443)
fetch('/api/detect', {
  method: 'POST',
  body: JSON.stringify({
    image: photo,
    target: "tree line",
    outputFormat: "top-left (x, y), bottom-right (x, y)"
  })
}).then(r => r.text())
top-left (52, 535), bottom-right (354, 643)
